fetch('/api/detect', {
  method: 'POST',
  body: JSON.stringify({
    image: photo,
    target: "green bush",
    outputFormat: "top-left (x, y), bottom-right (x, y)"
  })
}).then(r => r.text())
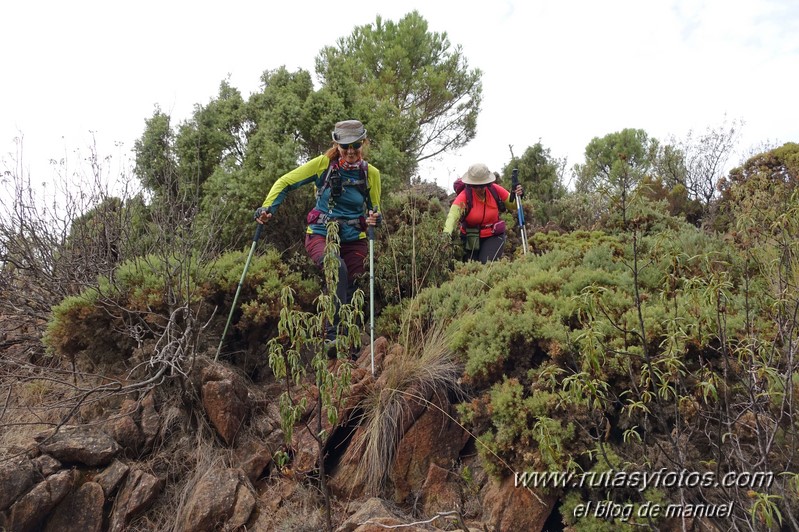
top-left (375, 185), bottom-right (458, 306)
top-left (207, 247), bottom-right (319, 332)
top-left (44, 247), bottom-right (319, 368)
top-left (45, 290), bottom-right (132, 366)
top-left (383, 227), bottom-right (776, 488)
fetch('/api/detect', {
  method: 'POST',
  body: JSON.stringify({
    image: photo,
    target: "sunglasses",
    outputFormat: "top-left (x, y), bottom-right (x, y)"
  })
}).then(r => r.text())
top-left (338, 142), bottom-right (362, 150)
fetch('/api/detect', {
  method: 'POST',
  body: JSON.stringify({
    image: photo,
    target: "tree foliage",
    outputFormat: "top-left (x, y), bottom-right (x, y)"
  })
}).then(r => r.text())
top-left (131, 12), bottom-right (482, 250)
top-left (315, 11), bottom-right (482, 185)
top-left (176, 80), bottom-right (249, 185)
top-left (134, 108), bottom-right (178, 200)
top-left (505, 142), bottom-right (566, 226)
top-left (575, 128), bottom-right (656, 227)
top-left (714, 142), bottom-right (799, 233)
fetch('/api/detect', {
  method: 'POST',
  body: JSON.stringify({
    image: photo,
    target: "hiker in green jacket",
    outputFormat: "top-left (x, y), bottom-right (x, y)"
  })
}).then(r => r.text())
top-left (443, 163), bottom-right (522, 264)
top-left (255, 120), bottom-right (381, 350)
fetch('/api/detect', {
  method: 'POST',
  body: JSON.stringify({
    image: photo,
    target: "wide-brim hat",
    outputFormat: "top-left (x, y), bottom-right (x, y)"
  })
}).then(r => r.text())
top-left (332, 120), bottom-right (367, 144)
top-left (461, 163), bottom-right (496, 185)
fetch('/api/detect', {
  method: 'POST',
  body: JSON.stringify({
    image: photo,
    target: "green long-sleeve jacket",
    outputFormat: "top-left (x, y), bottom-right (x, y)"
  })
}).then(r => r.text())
top-left (262, 154), bottom-right (381, 242)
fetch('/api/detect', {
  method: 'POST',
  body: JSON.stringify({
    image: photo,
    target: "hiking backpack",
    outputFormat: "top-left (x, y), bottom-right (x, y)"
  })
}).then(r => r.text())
top-left (454, 181), bottom-right (506, 218)
top-left (318, 160), bottom-right (372, 209)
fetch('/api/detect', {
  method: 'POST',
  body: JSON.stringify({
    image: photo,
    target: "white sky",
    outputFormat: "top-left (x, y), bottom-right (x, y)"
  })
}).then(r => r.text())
top-left (2, 0), bottom-right (798, 191)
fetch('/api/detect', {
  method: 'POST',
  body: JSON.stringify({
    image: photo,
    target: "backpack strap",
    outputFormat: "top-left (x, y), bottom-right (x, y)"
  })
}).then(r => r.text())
top-left (317, 161), bottom-right (337, 200)
top-left (461, 184), bottom-right (506, 220)
top-left (360, 162), bottom-right (373, 211)
top-left (318, 159), bottom-right (371, 210)
top-left (489, 184), bottom-right (506, 214)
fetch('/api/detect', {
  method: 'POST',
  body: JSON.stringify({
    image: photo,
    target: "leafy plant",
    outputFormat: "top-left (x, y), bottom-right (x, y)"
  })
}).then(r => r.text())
top-left (266, 222), bottom-right (361, 532)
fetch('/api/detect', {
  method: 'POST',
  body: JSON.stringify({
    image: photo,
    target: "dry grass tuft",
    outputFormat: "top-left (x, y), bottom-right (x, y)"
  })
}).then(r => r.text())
top-left (354, 323), bottom-right (462, 495)
top-left (254, 479), bottom-right (327, 531)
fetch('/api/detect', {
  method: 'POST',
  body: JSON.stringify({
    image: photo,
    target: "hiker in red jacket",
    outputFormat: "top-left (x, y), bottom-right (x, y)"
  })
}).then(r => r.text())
top-left (443, 163), bottom-right (522, 263)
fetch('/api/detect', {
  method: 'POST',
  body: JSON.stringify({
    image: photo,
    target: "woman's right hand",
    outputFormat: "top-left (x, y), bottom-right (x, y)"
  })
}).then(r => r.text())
top-left (254, 207), bottom-right (272, 224)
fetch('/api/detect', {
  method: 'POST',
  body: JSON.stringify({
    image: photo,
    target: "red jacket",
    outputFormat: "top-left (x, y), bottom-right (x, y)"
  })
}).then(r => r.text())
top-left (446, 185), bottom-right (512, 238)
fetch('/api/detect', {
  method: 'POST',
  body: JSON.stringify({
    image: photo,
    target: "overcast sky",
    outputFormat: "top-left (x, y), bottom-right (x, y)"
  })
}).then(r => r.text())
top-left (2, 0), bottom-right (798, 191)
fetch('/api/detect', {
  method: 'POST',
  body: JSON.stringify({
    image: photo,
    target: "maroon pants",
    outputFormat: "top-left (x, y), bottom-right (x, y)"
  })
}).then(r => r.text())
top-left (305, 235), bottom-right (367, 284)
top-left (305, 235), bottom-right (368, 340)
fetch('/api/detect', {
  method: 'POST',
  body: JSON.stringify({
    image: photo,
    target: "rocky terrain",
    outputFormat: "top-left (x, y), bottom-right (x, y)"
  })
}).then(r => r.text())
top-left (0, 325), bottom-right (555, 532)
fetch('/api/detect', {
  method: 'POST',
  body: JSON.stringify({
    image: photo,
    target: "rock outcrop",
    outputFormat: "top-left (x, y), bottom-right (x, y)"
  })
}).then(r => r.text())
top-left (336, 497), bottom-right (431, 532)
top-left (0, 458), bottom-right (37, 511)
top-left (292, 364), bottom-right (374, 477)
top-left (6, 469), bottom-right (75, 532)
top-left (44, 481), bottom-right (105, 532)
top-left (201, 363), bottom-right (251, 446)
top-left (108, 469), bottom-right (163, 532)
top-left (176, 466), bottom-right (255, 532)
top-left (483, 474), bottom-right (557, 532)
top-left (389, 392), bottom-right (469, 504)
top-left (35, 425), bottom-right (121, 466)
top-left (1, 409), bottom-right (158, 530)
top-left (0, 343), bottom-right (558, 531)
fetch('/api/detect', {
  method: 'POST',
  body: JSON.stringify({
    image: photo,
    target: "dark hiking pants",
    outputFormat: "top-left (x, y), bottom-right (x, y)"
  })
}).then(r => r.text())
top-left (462, 233), bottom-right (506, 264)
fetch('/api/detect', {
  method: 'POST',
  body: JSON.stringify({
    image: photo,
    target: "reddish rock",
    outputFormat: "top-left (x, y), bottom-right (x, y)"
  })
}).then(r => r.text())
top-left (292, 367), bottom-right (374, 477)
top-left (201, 364), bottom-right (251, 446)
top-left (329, 380), bottom-right (440, 499)
top-left (381, 344), bottom-right (405, 371)
top-left (343, 367), bottom-right (375, 412)
top-left (291, 411), bottom-right (328, 477)
top-left (44, 481), bottom-right (104, 532)
top-left (107, 399), bottom-right (145, 455)
top-left (108, 469), bottom-right (162, 532)
top-left (140, 391), bottom-right (161, 451)
top-left (230, 484), bottom-right (256, 529)
top-left (356, 336), bottom-right (389, 372)
top-left (32, 454), bottom-right (62, 477)
top-left (482, 475), bottom-right (556, 532)
top-left (328, 424), bottom-right (369, 499)
top-left (234, 439), bottom-right (273, 484)
top-left (0, 458), bottom-right (36, 511)
top-left (336, 497), bottom-right (402, 532)
top-left (337, 497), bottom-right (429, 532)
top-left (93, 459), bottom-right (130, 498)
top-left (36, 426), bottom-right (121, 466)
top-left (175, 466), bottom-right (254, 532)
top-left (389, 393), bottom-right (469, 503)
top-left (8, 469), bottom-right (75, 532)
top-left (420, 463), bottom-right (462, 516)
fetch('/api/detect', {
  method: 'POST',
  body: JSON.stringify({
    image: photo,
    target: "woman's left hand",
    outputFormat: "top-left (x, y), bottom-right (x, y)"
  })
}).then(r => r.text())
top-left (366, 210), bottom-right (381, 226)
top-left (514, 184), bottom-right (524, 198)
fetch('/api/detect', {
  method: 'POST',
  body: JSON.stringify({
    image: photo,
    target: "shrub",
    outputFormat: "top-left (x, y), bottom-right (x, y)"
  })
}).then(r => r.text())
top-left (375, 185), bottom-right (458, 306)
top-left (383, 226), bottom-right (788, 513)
top-left (44, 247), bottom-right (319, 368)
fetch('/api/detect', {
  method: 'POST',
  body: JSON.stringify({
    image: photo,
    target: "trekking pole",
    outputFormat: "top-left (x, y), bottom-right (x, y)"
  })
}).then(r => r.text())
top-left (511, 169), bottom-right (528, 255)
top-left (367, 224), bottom-right (376, 376)
top-left (215, 223), bottom-right (263, 361)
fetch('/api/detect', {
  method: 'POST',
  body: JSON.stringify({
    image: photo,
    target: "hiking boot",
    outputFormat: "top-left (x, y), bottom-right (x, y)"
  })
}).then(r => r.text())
top-left (325, 338), bottom-right (338, 359)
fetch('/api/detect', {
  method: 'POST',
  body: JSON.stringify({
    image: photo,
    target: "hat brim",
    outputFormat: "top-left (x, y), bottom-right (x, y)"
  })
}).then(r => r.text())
top-left (461, 173), bottom-right (496, 185)
top-left (331, 130), bottom-right (367, 145)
